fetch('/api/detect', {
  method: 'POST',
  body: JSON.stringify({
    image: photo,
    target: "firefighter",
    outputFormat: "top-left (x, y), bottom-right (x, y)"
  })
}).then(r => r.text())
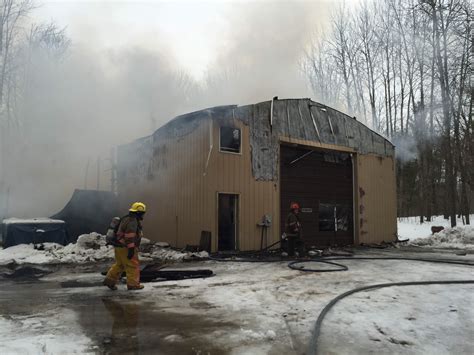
top-left (285, 202), bottom-right (305, 257)
top-left (103, 202), bottom-right (146, 291)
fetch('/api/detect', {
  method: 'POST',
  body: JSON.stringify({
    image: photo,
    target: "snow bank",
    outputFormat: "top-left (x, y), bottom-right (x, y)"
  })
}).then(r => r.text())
top-left (409, 225), bottom-right (474, 250)
top-left (0, 233), bottom-right (209, 265)
top-left (0, 233), bottom-right (113, 265)
top-left (0, 244), bottom-right (56, 265)
top-left (398, 214), bottom-right (473, 240)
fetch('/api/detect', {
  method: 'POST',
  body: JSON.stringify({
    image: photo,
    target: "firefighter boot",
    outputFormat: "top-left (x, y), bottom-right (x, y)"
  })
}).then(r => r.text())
top-left (103, 278), bottom-right (118, 291)
top-left (127, 284), bottom-right (144, 291)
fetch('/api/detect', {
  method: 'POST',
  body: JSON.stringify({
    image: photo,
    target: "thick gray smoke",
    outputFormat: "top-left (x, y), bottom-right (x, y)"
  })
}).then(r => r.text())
top-left (199, 1), bottom-right (327, 106)
top-left (0, 0), bottom-right (330, 218)
top-left (391, 135), bottom-right (418, 163)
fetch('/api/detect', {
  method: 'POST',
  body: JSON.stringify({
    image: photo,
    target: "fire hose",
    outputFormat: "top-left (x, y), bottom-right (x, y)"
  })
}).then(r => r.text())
top-left (288, 257), bottom-right (474, 355)
top-left (209, 254), bottom-right (474, 354)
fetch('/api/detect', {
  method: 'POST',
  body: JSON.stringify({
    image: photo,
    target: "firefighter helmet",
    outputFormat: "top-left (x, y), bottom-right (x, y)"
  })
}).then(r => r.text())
top-left (290, 202), bottom-right (300, 210)
top-left (129, 202), bottom-right (147, 213)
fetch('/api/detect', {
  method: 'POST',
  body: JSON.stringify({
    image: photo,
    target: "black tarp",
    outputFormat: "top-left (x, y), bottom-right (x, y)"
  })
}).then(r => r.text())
top-left (51, 189), bottom-right (119, 243)
top-left (2, 220), bottom-right (68, 248)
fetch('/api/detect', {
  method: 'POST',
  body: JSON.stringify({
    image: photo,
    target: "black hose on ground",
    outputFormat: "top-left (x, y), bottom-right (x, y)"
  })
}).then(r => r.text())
top-left (308, 279), bottom-right (474, 355)
top-left (290, 257), bottom-right (474, 355)
top-left (208, 240), bottom-right (288, 262)
top-left (208, 254), bottom-right (297, 263)
top-left (207, 254), bottom-right (474, 353)
top-left (288, 256), bottom-right (474, 271)
top-left (288, 259), bottom-right (348, 272)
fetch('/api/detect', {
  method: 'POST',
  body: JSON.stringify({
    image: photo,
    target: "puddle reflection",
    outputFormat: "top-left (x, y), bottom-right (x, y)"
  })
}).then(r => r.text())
top-left (102, 298), bottom-right (140, 354)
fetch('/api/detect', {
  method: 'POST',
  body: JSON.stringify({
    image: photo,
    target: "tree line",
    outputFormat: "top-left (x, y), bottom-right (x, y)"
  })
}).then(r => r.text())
top-left (304, 0), bottom-right (473, 226)
top-left (0, 0), bottom-right (471, 225)
top-left (0, 0), bottom-right (69, 216)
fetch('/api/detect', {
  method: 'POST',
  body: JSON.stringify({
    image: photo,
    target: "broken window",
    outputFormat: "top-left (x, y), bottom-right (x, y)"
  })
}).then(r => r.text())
top-left (319, 203), bottom-right (335, 231)
top-left (319, 203), bottom-right (352, 232)
top-left (220, 127), bottom-right (241, 153)
top-left (336, 204), bottom-right (352, 231)
top-left (323, 152), bottom-right (350, 164)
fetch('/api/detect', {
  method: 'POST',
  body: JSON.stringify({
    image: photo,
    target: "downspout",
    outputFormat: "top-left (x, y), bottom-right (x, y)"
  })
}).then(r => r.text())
top-left (203, 119), bottom-right (213, 176)
top-left (286, 102), bottom-right (291, 141)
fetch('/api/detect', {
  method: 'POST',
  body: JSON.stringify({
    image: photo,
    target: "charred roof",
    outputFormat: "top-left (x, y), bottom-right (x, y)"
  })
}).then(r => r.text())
top-left (120, 98), bottom-right (394, 180)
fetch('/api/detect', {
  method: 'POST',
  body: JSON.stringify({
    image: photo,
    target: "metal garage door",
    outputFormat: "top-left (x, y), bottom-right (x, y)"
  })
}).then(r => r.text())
top-left (280, 144), bottom-right (354, 247)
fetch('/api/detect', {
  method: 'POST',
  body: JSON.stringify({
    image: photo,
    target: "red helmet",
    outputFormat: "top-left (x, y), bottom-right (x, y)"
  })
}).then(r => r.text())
top-left (290, 202), bottom-right (300, 210)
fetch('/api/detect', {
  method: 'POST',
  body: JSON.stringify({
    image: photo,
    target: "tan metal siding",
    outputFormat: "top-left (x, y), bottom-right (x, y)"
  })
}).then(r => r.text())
top-left (119, 119), bottom-right (213, 248)
top-left (119, 117), bottom-right (280, 251)
top-left (357, 154), bottom-right (397, 243)
top-left (118, 120), bottom-right (396, 250)
top-left (207, 119), bottom-right (279, 251)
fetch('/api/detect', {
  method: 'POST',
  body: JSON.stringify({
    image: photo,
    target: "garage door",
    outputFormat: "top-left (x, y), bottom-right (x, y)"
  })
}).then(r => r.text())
top-left (280, 145), bottom-right (354, 247)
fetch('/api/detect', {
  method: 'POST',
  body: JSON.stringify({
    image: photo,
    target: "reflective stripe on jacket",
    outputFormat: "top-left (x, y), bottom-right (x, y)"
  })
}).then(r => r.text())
top-left (116, 215), bottom-right (142, 248)
top-left (285, 212), bottom-right (301, 235)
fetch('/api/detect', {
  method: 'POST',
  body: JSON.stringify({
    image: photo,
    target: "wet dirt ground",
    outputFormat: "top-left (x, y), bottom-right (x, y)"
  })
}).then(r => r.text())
top-left (1, 248), bottom-right (473, 355)
top-left (0, 263), bottom-right (240, 355)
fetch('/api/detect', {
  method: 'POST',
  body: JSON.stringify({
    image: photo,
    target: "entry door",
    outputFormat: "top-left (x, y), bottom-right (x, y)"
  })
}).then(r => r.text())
top-left (218, 194), bottom-right (239, 251)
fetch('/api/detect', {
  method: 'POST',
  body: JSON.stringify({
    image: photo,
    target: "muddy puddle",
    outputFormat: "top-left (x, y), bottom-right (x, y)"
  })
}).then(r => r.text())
top-left (0, 267), bottom-right (237, 355)
top-left (76, 296), bottom-right (234, 355)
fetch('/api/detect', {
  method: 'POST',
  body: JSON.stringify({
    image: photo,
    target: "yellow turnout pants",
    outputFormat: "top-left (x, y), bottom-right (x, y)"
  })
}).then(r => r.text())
top-left (105, 247), bottom-right (140, 287)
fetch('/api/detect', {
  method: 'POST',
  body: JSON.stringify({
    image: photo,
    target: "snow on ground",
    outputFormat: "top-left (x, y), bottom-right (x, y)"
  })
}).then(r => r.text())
top-left (398, 215), bottom-right (474, 249)
top-left (146, 247), bottom-right (208, 261)
top-left (321, 283), bottom-right (474, 354)
top-left (0, 244), bottom-right (57, 265)
top-left (398, 214), bottom-right (473, 240)
top-left (167, 255), bottom-right (473, 354)
top-left (0, 308), bottom-right (93, 354)
top-left (0, 233), bottom-right (208, 266)
top-left (1, 250), bottom-right (473, 354)
top-left (1, 214), bottom-right (471, 266)
top-left (409, 226), bottom-right (474, 250)
top-left (0, 233), bottom-right (112, 266)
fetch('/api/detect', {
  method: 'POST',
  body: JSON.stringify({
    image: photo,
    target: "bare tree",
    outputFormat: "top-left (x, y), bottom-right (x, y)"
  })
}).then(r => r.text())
top-left (0, 1), bottom-right (70, 218)
top-left (304, 0), bottom-right (473, 223)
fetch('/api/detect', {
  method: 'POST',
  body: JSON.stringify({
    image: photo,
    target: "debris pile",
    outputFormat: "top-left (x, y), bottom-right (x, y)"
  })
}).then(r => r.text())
top-left (0, 233), bottom-right (209, 266)
top-left (144, 247), bottom-right (208, 262)
top-left (409, 226), bottom-right (474, 250)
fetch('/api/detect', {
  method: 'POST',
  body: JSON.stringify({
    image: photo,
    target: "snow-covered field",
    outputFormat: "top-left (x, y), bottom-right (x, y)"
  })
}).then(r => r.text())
top-left (398, 215), bottom-right (474, 250)
top-left (0, 219), bottom-right (473, 354)
top-left (1, 250), bottom-right (473, 354)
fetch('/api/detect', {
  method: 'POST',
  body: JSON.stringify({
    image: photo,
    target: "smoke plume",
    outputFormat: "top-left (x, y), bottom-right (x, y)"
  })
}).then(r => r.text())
top-left (0, 0), bottom-right (331, 217)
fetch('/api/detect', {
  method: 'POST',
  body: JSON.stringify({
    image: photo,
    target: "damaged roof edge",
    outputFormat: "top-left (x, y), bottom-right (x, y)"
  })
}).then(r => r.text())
top-left (118, 98), bottom-right (394, 153)
top-left (120, 133), bottom-right (152, 147)
top-left (307, 99), bottom-right (395, 149)
top-left (153, 105), bottom-right (238, 137)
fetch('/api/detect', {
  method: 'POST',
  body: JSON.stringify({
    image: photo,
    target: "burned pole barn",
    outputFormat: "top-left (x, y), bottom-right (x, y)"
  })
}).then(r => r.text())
top-left (117, 98), bottom-right (396, 252)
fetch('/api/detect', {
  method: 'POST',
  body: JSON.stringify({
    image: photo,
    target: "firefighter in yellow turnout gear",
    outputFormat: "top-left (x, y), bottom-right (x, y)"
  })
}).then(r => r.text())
top-left (103, 202), bottom-right (146, 291)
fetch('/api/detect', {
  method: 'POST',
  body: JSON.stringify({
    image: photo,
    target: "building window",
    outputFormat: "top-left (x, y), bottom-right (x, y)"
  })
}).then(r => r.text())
top-left (318, 203), bottom-right (352, 232)
top-left (323, 152), bottom-right (350, 164)
top-left (220, 127), bottom-right (241, 154)
top-left (319, 203), bottom-right (336, 231)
